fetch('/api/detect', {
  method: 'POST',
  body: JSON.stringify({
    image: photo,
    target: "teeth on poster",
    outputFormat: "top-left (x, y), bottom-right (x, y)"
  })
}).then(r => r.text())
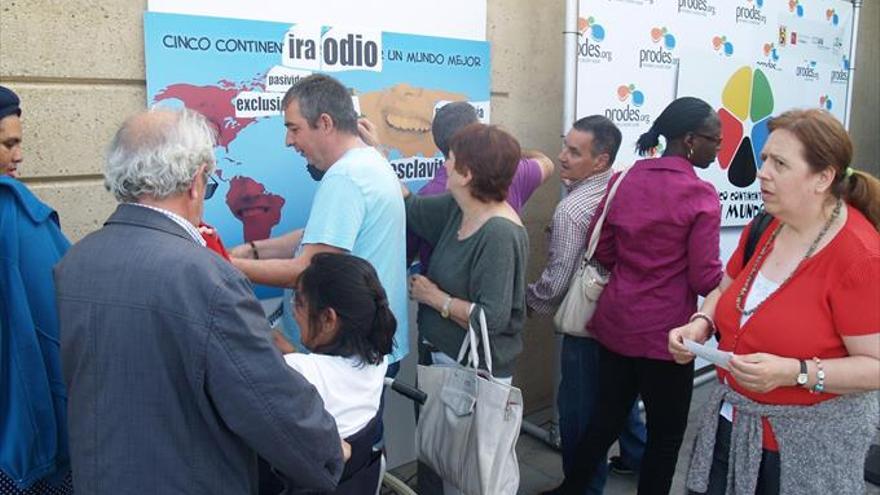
top-left (575, 0), bottom-right (854, 227)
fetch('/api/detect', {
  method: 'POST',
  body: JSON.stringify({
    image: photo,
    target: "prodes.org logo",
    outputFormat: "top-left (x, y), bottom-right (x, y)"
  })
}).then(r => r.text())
top-left (736, 0), bottom-right (766, 25)
top-left (604, 84), bottom-right (651, 127)
top-left (679, 0), bottom-right (716, 16)
top-left (639, 27), bottom-right (677, 69)
top-left (577, 16), bottom-right (613, 63)
top-left (795, 60), bottom-right (819, 82)
top-left (831, 56), bottom-right (850, 84)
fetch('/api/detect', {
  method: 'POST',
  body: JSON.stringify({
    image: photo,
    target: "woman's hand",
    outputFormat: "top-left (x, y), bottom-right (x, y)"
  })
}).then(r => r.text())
top-left (409, 274), bottom-right (443, 308)
top-left (728, 353), bottom-right (800, 394)
top-left (668, 320), bottom-right (712, 364)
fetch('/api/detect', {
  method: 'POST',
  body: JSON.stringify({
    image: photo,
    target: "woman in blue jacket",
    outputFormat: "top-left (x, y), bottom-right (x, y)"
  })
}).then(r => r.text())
top-left (0, 85), bottom-right (73, 494)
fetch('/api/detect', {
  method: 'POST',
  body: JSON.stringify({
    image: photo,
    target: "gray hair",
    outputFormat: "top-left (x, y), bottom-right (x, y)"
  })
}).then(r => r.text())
top-left (432, 101), bottom-right (478, 158)
top-left (281, 74), bottom-right (358, 134)
top-left (104, 108), bottom-right (216, 203)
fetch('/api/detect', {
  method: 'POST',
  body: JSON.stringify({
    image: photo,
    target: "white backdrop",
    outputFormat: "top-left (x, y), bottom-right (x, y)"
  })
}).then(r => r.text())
top-left (576, 0), bottom-right (854, 227)
top-left (573, 0), bottom-right (856, 372)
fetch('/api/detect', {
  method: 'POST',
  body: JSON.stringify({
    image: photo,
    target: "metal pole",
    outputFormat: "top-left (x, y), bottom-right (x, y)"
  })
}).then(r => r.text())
top-left (562, 0), bottom-right (579, 136)
top-left (843, 0), bottom-right (862, 130)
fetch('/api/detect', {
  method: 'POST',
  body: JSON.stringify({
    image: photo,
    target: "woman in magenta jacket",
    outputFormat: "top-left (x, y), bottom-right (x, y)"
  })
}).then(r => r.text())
top-left (550, 97), bottom-right (723, 495)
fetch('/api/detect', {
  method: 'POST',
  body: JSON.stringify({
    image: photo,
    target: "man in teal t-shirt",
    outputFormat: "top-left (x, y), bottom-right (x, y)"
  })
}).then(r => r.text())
top-left (231, 74), bottom-right (408, 365)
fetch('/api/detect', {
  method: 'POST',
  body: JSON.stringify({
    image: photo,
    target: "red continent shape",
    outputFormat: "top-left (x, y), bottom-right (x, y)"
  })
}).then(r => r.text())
top-left (225, 175), bottom-right (286, 242)
top-left (154, 83), bottom-right (257, 150)
top-left (717, 108), bottom-right (743, 170)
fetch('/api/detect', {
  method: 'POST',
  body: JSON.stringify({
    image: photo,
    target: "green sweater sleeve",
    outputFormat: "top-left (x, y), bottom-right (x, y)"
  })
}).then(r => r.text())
top-left (404, 193), bottom-right (457, 246)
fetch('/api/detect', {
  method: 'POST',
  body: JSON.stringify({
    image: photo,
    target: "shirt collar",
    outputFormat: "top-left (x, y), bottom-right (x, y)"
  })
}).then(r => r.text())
top-left (129, 203), bottom-right (206, 246)
top-left (565, 168), bottom-right (612, 193)
top-left (637, 156), bottom-right (697, 176)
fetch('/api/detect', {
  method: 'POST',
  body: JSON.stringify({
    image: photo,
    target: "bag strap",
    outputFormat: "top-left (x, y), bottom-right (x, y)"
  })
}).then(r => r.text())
top-left (456, 304), bottom-right (494, 377)
top-left (743, 210), bottom-right (774, 265)
top-left (583, 165), bottom-right (634, 261)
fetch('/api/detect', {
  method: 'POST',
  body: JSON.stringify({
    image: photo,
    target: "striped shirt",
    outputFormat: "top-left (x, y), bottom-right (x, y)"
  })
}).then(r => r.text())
top-left (527, 169), bottom-right (611, 315)
top-left (129, 203), bottom-right (206, 247)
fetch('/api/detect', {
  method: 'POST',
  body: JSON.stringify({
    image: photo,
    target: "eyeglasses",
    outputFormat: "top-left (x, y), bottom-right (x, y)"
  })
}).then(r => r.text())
top-left (204, 174), bottom-right (219, 200)
top-left (694, 132), bottom-right (723, 146)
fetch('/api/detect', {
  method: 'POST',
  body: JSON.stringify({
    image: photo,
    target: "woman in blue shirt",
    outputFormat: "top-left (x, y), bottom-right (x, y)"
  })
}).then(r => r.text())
top-left (0, 85), bottom-right (73, 495)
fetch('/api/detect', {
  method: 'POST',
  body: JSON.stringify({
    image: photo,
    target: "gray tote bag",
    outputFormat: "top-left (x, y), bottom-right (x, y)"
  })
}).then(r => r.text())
top-left (415, 305), bottom-right (523, 495)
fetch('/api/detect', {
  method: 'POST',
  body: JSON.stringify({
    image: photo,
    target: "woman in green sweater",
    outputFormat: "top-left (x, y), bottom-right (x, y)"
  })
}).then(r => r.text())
top-left (405, 122), bottom-right (529, 381)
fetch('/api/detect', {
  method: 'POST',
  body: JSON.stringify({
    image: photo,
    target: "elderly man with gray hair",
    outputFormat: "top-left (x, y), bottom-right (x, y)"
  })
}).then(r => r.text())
top-left (54, 108), bottom-right (345, 495)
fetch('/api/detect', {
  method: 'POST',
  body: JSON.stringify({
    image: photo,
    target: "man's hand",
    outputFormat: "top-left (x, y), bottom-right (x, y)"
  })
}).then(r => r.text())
top-left (357, 118), bottom-right (382, 148)
top-left (522, 149), bottom-right (555, 183)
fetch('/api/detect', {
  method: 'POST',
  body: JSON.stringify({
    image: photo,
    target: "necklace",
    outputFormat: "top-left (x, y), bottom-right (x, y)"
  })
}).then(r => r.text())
top-left (736, 199), bottom-right (842, 317)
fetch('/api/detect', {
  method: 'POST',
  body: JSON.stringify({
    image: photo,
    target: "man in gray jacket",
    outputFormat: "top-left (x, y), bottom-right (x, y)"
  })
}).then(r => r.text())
top-left (55, 108), bottom-right (345, 494)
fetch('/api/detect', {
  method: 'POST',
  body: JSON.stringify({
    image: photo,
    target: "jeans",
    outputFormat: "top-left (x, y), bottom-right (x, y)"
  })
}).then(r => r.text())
top-left (557, 336), bottom-right (647, 495)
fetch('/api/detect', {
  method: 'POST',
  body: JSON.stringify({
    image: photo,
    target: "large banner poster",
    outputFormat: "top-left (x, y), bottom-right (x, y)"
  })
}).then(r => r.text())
top-left (144, 12), bottom-right (491, 298)
top-left (576, 0), bottom-right (853, 226)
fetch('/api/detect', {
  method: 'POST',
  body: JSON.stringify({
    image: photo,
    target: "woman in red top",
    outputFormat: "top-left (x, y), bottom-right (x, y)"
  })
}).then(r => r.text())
top-left (670, 109), bottom-right (880, 494)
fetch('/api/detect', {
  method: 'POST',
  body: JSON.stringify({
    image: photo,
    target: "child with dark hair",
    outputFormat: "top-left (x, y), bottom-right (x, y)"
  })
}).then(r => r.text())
top-left (283, 252), bottom-right (396, 439)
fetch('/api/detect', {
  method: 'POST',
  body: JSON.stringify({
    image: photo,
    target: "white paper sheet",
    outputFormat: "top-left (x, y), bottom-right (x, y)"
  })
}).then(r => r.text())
top-left (684, 339), bottom-right (732, 371)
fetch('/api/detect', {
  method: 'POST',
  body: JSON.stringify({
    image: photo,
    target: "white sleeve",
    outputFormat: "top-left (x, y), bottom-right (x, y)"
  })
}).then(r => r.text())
top-left (283, 353), bottom-right (321, 389)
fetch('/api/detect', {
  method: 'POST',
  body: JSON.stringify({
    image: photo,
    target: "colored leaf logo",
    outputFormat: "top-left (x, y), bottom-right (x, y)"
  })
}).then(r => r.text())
top-left (713, 36), bottom-right (734, 56)
top-left (762, 43), bottom-right (779, 61)
top-left (616, 84), bottom-right (644, 106)
top-left (826, 9), bottom-right (839, 24)
top-left (651, 27), bottom-right (664, 42)
top-left (579, 16), bottom-right (606, 41)
top-left (650, 27), bottom-right (675, 49)
top-left (718, 66), bottom-right (774, 188)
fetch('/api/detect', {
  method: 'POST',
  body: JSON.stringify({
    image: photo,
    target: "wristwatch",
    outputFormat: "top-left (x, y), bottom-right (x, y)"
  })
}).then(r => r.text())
top-left (796, 359), bottom-right (809, 386)
top-left (440, 295), bottom-right (453, 319)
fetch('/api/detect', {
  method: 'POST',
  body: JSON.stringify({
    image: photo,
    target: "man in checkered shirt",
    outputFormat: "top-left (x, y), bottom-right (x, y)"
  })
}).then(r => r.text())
top-left (527, 115), bottom-right (647, 494)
